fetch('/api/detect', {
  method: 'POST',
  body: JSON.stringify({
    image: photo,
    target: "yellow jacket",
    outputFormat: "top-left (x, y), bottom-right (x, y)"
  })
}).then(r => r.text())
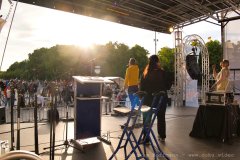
top-left (124, 65), bottom-right (139, 87)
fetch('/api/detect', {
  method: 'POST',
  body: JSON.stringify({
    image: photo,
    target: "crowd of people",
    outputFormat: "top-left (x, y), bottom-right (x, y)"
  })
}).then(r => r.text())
top-left (0, 79), bottom-right (74, 108)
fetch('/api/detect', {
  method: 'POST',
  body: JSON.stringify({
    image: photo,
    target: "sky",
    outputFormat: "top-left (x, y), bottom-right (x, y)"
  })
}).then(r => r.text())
top-left (0, 0), bottom-right (221, 71)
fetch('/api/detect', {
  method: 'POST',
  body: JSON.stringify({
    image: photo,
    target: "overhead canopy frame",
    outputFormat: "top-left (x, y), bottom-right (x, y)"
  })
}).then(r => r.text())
top-left (13, 0), bottom-right (240, 34)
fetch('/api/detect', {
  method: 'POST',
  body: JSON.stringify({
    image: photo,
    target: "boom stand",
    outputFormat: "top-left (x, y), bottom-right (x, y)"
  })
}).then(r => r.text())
top-left (43, 95), bottom-right (79, 156)
top-left (34, 94), bottom-right (39, 155)
top-left (43, 94), bottom-right (57, 160)
top-left (16, 94), bottom-right (21, 150)
top-left (49, 101), bottom-right (76, 150)
top-left (10, 91), bottom-right (15, 151)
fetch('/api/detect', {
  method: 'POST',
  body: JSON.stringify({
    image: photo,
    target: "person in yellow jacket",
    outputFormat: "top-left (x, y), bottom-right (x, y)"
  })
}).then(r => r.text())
top-left (124, 58), bottom-right (139, 109)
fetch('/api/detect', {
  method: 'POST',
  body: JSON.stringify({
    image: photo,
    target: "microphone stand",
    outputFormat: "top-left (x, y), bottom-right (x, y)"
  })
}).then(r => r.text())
top-left (34, 94), bottom-right (39, 155)
top-left (43, 89), bottom-right (80, 157)
top-left (50, 93), bottom-right (57, 160)
top-left (10, 89), bottom-right (15, 151)
top-left (16, 93), bottom-right (21, 150)
top-left (42, 93), bottom-right (56, 160)
top-left (46, 88), bottom-right (78, 151)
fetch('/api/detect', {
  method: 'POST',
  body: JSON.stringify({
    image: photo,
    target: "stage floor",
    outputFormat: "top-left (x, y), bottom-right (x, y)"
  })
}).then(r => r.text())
top-left (0, 106), bottom-right (240, 160)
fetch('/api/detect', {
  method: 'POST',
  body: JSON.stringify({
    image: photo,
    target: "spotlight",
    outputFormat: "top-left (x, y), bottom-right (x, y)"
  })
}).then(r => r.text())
top-left (169, 27), bottom-right (174, 33)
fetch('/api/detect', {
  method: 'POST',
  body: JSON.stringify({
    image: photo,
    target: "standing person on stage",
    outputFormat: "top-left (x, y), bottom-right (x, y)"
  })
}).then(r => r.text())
top-left (211, 59), bottom-right (230, 91)
top-left (140, 55), bottom-right (168, 142)
top-left (124, 58), bottom-right (139, 109)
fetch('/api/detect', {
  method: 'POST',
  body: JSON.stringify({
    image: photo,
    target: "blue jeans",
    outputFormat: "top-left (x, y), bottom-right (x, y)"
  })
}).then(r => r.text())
top-left (128, 85), bottom-right (138, 109)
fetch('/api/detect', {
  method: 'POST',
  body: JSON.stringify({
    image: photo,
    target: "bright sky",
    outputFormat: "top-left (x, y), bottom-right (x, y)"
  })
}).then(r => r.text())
top-left (0, 0), bottom-right (221, 71)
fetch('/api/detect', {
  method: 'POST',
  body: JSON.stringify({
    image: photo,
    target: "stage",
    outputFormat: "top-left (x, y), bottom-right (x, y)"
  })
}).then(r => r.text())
top-left (0, 106), bottom-right (240, 160)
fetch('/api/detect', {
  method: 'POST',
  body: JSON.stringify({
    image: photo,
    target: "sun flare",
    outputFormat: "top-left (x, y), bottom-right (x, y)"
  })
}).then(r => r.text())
top-left (35, 11), bottom-right (114, 48)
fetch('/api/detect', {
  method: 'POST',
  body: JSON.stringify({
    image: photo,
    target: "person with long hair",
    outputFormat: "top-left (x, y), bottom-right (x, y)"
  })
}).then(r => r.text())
top-left (211, 59), bottom-right (230, 91)
top-left (140, 55), bottom-right (168, 142)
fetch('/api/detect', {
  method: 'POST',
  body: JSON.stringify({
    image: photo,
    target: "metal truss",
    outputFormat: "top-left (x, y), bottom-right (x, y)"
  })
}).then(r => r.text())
top-left (174, 30), bottom-right (184, 107)
top-left (174, 33), bottom-right (209, 106)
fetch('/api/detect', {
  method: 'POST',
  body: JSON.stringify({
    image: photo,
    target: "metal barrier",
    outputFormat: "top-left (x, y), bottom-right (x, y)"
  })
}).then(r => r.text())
top-left (3, 100), bottom-right (132, 123)
top-left (4, 105), bottom-right (74, 123)
top-left (230, 69), bottom-right (240, 95)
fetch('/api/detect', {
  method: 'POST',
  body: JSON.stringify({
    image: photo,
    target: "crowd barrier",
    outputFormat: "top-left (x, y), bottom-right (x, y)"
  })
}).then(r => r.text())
top-left (3, 99), bottom-right (132, 123)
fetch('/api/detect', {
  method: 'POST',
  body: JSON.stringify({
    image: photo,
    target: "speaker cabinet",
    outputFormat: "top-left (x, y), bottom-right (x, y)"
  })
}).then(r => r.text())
top-left (186, 55), bottom-right (201, 80)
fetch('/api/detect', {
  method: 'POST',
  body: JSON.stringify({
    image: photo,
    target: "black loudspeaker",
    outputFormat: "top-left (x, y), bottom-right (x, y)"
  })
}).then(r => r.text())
top-left (47, 108), bottom-right (59, 124)
top-left (0, 106), bottom-right (6, 124)
top-left (186, 55), bottom-right (201, 80)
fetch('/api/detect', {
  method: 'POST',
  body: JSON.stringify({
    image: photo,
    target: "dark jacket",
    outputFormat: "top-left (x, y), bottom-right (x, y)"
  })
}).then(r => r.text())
top-left (140, 68), bottom-right (168, 106)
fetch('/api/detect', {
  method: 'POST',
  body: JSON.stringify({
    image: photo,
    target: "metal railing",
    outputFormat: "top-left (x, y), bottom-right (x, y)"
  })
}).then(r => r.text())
top-left (3, 99), bottom-right (132, 123)
top-left (230, 68), bottom-right (240, 95)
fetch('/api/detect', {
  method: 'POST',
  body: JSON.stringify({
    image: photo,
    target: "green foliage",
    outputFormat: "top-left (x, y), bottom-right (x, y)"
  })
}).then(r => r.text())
top-left (206, 40), bottom-right (223, 72)
top-left (128, 45), bottom-right (149, 74)
top-left (0, 42), bottom-right (149, 80)
top-left (157, 47), bottom-right (175, 87)
top-left (158, 47), bottom-right (174, 72)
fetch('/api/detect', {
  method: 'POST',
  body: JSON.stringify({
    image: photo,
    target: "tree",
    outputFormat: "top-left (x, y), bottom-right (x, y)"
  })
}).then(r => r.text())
top-left (158, 47), bottom-right (174, 72)
top-left (128, 45), bottom-right (149, 75)
top-left (0, 42), bottom-right (150, 80)
top-left (158, 47), bottom-right (175, 89)
top-left (206, 40), bottom-right (223, 72)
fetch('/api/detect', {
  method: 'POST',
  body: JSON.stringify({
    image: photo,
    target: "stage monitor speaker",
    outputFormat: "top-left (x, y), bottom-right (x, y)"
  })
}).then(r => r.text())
top-left (0, 106), bottom-right (6, 124)
top-left (186, 55), bottom-right (201, 80)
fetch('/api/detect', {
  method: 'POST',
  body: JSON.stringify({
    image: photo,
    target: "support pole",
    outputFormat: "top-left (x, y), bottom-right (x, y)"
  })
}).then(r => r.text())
top-left (34, 94), bottom-right (39, 155)
top-left (154, 31), bottom-right (158, 54)
top-left (16, 94), bottom-right (21, 150)
top-left (221, 22), bottom-right (225, 60)
top-left (174, 29), bottom-right (183, 107)
top-left (10, 89), bottom-right (15, 151)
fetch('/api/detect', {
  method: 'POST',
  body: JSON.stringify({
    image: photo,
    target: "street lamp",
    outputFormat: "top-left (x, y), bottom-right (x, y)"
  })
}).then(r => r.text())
top-left (94, 66), bottom-right (101, 75)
